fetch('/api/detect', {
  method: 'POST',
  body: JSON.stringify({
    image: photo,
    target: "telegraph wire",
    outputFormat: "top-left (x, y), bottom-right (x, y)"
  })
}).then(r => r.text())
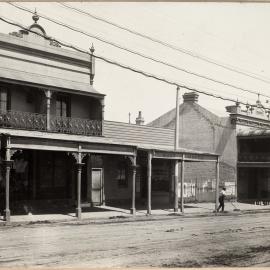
top-left (59, 2), bottom-right (270, 86)
top-left (0, 15), bottom-right (268, 111)
top-left (7, 2), bottom-right (270, 101)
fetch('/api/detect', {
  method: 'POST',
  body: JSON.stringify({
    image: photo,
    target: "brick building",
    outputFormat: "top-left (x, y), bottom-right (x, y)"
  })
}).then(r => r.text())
top-left (149, 92), bottom-right (270, 203)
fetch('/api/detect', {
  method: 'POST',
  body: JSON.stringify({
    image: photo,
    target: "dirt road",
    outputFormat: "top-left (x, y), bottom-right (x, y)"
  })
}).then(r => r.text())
top-left (0, 212), bottom-right (270, 267)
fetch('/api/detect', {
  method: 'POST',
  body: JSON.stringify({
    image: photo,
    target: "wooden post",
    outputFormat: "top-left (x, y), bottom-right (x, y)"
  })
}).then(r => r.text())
top-left (180, 154), bottom-right (185, 213)
top-left (76, 151), bottom-right (84, 220)
top-left (235, 138), bottom-right (239, 202)
top-left (4, 138), bottom-right (13, 223)
top-left (45, 90), bottom-right (52, 131)
top-left (174, 86), bottom-right (180, 151)
top-left (174, 160), bottom-right (179, 212)
top-left (130, 155), bottom-right (137, 215)
top-left (100, 98), bottom-right (105, 136)
top-left (32, 150), bottom-right (37, 199)
top-left (215, 156), bottom-right (220, 212)
top-left (90, 44), bottom-right (95, 85)
top-left (147, 151), bottom-right (152, 215)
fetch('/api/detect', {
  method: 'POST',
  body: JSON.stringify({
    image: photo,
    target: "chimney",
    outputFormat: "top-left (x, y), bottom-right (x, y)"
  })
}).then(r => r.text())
top-left (136, 111), bottom-right (144, 125)
top-left (183, 92), bottom-right (199, 103)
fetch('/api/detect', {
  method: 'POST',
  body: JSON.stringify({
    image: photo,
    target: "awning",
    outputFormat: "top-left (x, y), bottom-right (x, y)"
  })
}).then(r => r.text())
top-left (238, 129), bottom-right (270, 137)
top-left (0, 66), bottom-right (104, 97)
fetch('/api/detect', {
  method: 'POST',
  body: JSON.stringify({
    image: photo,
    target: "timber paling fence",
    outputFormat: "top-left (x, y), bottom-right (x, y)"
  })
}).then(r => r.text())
top-left (182, 179), bottom-right (236, 203)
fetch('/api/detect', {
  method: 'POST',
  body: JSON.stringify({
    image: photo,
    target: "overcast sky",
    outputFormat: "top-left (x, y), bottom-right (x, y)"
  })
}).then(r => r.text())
top-left (1, 2), bottom-right (270, 123)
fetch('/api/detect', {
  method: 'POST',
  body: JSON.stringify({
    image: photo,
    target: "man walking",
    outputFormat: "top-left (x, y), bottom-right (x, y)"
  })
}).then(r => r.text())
top-left (217, 187), bottom-right (226, 212)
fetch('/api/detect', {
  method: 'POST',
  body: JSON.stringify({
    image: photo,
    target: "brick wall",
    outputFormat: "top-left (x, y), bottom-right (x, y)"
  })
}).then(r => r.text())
top-left (149, 96), bottom-right (237, 195)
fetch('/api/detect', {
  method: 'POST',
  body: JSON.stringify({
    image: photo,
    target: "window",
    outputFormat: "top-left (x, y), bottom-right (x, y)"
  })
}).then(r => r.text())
top-left (116, 158), bottom-right (128, 188)
top-left (0, 89), bottom-right (9, 112)
top-left (56, 95), bottom-right (70, 117)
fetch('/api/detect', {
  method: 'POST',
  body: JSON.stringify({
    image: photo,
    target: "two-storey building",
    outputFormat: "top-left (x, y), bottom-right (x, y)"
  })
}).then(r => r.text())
top-left (0, 14), bottom-right (219, 222)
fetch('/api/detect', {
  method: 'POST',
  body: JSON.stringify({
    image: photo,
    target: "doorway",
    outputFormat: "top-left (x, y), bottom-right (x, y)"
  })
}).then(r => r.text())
top-left (91, 168), bottom-right (104, 206)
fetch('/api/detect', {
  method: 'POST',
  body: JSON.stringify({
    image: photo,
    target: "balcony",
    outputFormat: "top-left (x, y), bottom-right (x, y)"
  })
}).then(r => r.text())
top-left (238, 152), bottom-right (270, 162)
top-left (0, 110), bottom-right (102, 136)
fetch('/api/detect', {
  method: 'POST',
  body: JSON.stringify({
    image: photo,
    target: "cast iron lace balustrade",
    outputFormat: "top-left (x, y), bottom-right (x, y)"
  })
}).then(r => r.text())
top-left (50, 115), bottom-right (102, 136)
top-left (0, 110), bottom-right (102, 136)
top-left (0, 110), bottom-right (47, 131)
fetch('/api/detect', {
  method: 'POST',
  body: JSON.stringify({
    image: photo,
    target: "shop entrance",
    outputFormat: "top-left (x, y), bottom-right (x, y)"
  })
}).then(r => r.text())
top-left (91, 168), bottom-right (103, 205)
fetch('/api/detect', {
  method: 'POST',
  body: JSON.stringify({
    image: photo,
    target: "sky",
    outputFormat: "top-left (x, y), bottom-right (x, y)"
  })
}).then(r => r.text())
top-left (0, 2), bottom-right (270, 124)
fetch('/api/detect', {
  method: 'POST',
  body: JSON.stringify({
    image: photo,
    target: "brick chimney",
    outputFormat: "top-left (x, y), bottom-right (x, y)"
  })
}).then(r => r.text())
top-left (183, 92), bottom-right (199, 103)
top-left (136, 111), bottom-right (144, 125)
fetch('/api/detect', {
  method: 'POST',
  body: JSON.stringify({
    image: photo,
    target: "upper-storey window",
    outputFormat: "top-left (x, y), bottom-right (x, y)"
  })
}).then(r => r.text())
top-left (0, 88), bottom-right (10, 112)
top-left (56, 95), bottom-right (70, 117)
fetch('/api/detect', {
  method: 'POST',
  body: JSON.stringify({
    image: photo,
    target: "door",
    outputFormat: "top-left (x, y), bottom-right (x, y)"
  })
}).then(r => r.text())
top-left (91, 168), bottom-right (103, 205)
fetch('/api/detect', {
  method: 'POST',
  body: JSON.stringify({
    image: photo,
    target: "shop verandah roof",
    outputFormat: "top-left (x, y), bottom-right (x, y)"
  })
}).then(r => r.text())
top-left (238, 129), bottom-right (270, 138)
top-left (0, 120), bottom-right (218, 161)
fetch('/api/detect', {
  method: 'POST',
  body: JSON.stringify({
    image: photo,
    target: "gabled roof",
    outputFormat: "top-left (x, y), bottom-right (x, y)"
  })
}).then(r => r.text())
top-left (148, 101), bottom-right (229, 129)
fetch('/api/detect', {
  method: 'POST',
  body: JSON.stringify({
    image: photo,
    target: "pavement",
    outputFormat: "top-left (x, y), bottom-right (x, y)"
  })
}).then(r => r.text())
top-left (1, 201), bottom-right (270, 226)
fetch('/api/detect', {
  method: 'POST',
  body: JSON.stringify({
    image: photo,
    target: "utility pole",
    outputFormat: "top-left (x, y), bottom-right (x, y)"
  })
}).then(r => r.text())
top-left (174, 86), bottom-right (180, 212)
top-left (174, 86), bottom-right (180, 151)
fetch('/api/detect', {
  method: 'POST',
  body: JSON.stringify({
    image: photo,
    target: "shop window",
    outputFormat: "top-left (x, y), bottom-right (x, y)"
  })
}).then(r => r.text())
top-left (116, 158), bottom-right (128, 188)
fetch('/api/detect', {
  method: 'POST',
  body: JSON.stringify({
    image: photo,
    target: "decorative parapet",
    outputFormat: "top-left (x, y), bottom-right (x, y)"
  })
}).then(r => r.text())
top-left (9, 31), bottom-right (23, 38)
top-left (49, 39), bottom-right (61, 48)
top-left (230, 113), bottom-right (270, 129)
top-left (8, 11), bottom-right (61, 48)
top-left (226, 99), bottom-right (270, 121)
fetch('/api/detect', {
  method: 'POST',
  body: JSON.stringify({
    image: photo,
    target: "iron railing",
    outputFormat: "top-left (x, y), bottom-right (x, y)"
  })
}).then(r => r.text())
top-left (0, 110), bottom-right (102, 136)
top-left (0, 110), bottom-right (47, 131)
top-left (50, 115), bottom-right (102, 136)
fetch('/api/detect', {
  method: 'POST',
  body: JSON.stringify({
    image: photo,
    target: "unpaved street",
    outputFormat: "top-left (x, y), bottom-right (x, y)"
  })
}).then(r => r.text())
top-left (0, 212), bottom-right (270, 267)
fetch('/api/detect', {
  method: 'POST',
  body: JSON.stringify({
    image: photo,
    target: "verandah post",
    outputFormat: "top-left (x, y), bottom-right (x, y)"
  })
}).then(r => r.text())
top-left (75, 148), bottom-right (85, 220)
top-left (130, 154), bottom-right (137, 215)
top-left (180, 154), bottom-right (185, 213)
top-left (147, 151), bottom-right (152, 215)
top-left (174, 160), bottom-right (179, 212)
top-left (215, 156), bottom-right (220, 212)
top-left (4, 137), bottom-right (13, 223)
top-left (44, 89), bottom-right (52, 131)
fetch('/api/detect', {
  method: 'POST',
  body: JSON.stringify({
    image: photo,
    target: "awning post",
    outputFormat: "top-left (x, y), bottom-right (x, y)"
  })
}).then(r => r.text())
top-left (180, 154), bottom-right (185, 213)
top-left (215, 156), bottom-right (220, 212)
top-left (130, 154), bottom-right (137, 215)
top-left (147, 151), bottom-right (152, 215)
top-left (174, 160), bottom-right (179, 212)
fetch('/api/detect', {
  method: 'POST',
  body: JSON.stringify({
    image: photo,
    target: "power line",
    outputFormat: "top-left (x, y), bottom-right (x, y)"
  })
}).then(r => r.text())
top-left (59, 2), bottom-right (270, 87)
top-left (8, 2), bottom-right (270, 101)
top-left (0, 15), bottom-right (267, 113)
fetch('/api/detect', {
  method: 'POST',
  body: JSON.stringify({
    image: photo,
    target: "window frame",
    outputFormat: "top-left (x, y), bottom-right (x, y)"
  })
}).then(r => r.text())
top-left (56, 94), bottom-right (71, 117)
top-left (116, 158), bottom-right (129, 188)
top-left (0, 87), bottom-right (11, 112)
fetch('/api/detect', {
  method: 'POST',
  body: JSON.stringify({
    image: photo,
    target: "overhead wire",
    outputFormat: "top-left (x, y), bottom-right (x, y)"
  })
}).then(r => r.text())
top-left (59, 2), bottom-right (270, 87)
top-left (7, 2), bottom-right (270, 101)
top-left (1, 14), bottom-right (267, 112)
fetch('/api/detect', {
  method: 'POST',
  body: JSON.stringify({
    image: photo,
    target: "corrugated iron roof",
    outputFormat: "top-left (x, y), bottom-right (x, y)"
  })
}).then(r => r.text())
top-left (0, 66), bottom-right (103, 97)
top-left (103, 121), bottom-right (217, 156)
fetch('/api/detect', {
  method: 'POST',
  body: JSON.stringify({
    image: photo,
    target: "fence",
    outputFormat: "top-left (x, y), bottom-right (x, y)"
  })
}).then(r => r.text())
top-left (181, 178), bottom-right (237, 203)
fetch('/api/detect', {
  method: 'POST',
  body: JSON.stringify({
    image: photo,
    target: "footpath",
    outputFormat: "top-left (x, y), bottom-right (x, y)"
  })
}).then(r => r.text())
top-left (1, 201), bottom-right (270, 226)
